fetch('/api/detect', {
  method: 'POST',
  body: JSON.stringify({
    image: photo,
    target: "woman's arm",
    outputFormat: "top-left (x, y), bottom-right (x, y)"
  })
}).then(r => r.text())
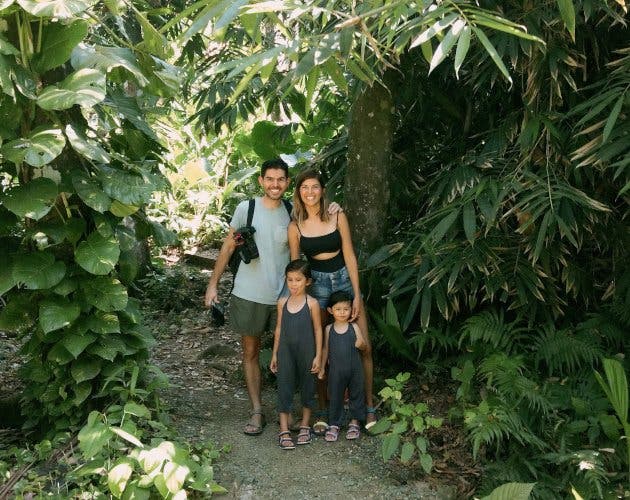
top-left (353, 323), bottom-right (367, 351)
top-left (308, 295), bottom-right (323, 373)
top-left (337, 212), bottom-right (362, 321)
top-left (270, 299), bottom-right (285, 373)
top-left (288, 221), bottom-right (301, 260)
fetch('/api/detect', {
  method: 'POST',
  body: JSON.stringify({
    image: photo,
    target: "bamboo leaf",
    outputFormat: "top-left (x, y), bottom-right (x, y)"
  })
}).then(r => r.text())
top-left (472, 27), bottom-right (512, 84)
top-left (556, 0), bottom-right (576, 41)
top-left (602, 94), bottom-right (625, 143)
top-left (429, 21), bottom-right (463, 74)
top-left (454, 26), bottom-right (471, 78)
top-left (462, 202), bottom-right (477, 244)
top-left (409, 13), bottom-right (458, 49)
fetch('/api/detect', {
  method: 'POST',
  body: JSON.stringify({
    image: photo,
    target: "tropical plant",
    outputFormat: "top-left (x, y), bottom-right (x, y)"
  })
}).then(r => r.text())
top-left (0, 0), bottom-right (178, 430)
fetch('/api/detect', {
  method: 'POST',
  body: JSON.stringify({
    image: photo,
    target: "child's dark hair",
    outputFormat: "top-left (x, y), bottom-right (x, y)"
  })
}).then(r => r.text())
top-left (328, 290), bottom-right (352, 308)
top-left (285, 259), bottom-right (311, 279)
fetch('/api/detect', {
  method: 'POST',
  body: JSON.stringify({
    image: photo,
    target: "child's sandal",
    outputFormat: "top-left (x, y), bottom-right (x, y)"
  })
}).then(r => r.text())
top-left (312, 409), bottom-right (328, 436)
top-left (296, 426), bottom-right (312, 445)
top-left (346, 423), bottom-right (361, 440)
top-left (324, 425), bottom-right (340, 442)
top-left (278, 431), bottom-right (295, 450)
top-left (365, 406), bottom-right (377, 431)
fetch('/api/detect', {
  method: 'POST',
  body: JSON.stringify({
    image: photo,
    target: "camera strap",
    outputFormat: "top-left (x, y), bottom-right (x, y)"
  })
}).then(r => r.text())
top-left (228, 198), bottom-right (293, 294)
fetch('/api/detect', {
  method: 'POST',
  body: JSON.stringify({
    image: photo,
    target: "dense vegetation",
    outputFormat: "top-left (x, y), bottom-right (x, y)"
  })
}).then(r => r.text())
top-left (1, 0), bottom-right (628, 498)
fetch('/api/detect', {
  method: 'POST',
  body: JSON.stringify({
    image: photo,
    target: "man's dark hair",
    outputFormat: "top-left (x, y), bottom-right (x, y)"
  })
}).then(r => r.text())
top-left (328, 290), bottom-right (353, 308)
top-left (261, 158), bottom-right (289, 177)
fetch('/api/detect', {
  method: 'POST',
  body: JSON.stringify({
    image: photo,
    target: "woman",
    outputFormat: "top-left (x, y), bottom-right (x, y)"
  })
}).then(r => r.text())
top-left (288, 169), bottom-right (376, 431)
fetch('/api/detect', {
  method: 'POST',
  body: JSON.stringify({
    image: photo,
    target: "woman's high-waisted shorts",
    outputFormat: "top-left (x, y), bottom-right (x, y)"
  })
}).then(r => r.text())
top-left (310, 265), bottom-right (355, 309)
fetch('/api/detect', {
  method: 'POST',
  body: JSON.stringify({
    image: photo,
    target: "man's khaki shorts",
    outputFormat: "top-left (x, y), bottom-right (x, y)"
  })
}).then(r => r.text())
top-left (229, 295), bottom-right (277, 337)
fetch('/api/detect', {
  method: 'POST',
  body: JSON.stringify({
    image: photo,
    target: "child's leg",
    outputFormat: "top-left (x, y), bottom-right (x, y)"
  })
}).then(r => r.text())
top-left (278, 412), bottom-right (290, 433)
top-left (277, 347), bottom-right (296, 430)
top-left (328, 369), bottom-right (348, 428)
top-left (301, 406), bottom-right (312, 428)
top-left (348, 362), bottom-right (366, 423)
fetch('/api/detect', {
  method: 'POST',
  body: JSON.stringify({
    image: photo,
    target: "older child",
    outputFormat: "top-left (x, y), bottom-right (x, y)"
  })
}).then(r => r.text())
top-left (319, 290), bottom-right (367, 441)
top-left (270, 260), bottom-right (323, 449)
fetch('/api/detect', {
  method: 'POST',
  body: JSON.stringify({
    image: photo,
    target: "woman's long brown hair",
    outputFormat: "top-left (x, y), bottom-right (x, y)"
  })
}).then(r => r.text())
top-left (292, 169), bottom-right (330, 225)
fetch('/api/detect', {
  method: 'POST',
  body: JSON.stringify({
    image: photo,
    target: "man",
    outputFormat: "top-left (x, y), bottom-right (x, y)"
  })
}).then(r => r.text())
top-left (205, 158), bottom-right (292, 435)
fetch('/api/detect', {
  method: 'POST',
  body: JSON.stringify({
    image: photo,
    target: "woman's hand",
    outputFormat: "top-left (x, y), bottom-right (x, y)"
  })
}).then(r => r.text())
top-left (317, 367), bottom-right (326, 380)
top-left (310, 356), bottom-right (321, 374)
top-left (270, 355), bottom-right (278, 373)
top-left (350, 296), bottom-right (360, 322)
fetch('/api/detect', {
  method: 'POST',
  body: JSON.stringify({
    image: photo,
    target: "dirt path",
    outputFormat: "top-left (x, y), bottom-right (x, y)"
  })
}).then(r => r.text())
top-left (149, 276), bottom-right (456, 499)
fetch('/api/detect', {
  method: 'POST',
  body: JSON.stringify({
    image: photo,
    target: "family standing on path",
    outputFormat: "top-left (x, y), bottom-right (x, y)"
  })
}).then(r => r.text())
top-left (204, 158), bottom-right (375, 449)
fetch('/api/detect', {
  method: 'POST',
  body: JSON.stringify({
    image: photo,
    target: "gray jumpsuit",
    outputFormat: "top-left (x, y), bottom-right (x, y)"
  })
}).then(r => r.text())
top-left (327, 323), bottom-right (366, 427)
top-left (277, 298), bottom-right (316, 413)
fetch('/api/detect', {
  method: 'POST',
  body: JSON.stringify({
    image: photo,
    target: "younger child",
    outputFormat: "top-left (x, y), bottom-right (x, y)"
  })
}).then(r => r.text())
top-left (270, 259), bottom-right (322, 450)
top-left (319, 290), bottom-right (367, 441)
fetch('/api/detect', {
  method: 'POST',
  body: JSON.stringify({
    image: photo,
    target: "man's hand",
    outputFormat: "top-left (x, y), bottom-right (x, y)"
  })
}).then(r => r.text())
top-left (204, 283), bottom-right (218, 308)
top-left (328, 201), bottom-right (343, 214)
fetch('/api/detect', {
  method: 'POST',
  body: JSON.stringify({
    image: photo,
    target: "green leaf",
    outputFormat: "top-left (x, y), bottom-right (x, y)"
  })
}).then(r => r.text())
top-left (108, 460), bottom-right (133, 498)
top-left (409, 13), bottom-right (458, 49)
top-left (420, 286), bottom-right (432, 330)
top-left (0, 177), bottom-right (58, 220)
top-left (367, 242), bottom-right (404, 268)
top-left (556, 0), bottom-right (576, 41)
top-left (400, 442), bottom-right (415, 464)
top-left (39, 297), bottom-right (80, 333)
top-left (472, 27), bottom-right (512, 84)
top-left (75, 232), bottom-right (120, 275)
top-left (385, 299), bottom-right (400, 329)
top-left (32, 19), bottom-right (88, 72)
top-left (72, 171), bottom-right (111, 212)
top-left (454, 25), bottom-right (471, 78)
top-left (323, 58), bottom-right (348, 93)
top-left (480, 482), bottom-right (536, 500)
top-left (416, 436), bottom-right (427, 454)
top-left (462, 202), bottom-right (476, 243)
top-left (99, 166), bottom-right (163, 205)
top-left (0, 296), bottom-right (35, 332)
top-left (71, 357), bottom-right (102, 382)
top-left (419, 453), bottom-right (433, 474)
top-left (65, 124), bottom-right (110, 163)
top-left (109, 201), bottom-right (139, 217)
top-left (73, 382), bottom-right (92, 406)
top-left (367, 418), bottom-right (392, 435)
top-left (71, 44), bottom-right (149, 86)
top-left (429, 210), bottom-right (459, 243)
top-left (1, 127), bottom-right (66, 167)
top-left (429, 20), bottom-right (464, 74)
top-left (111, 427), bottom-right (144, 448)
top-left (124, 402), bottom-right (151, 419)
top-left (81, 276), bottom-right (128, 312)
top-left (0, 260), bottom-right (15, 295)
top-left (381, 433), bottom-right (400, 461)
top-left (595, 358), bottom-right (628, 426)
top-left (87, 336), bottom-right (124, 361)
top-left (60, 332), bottom-right (97, 358)
top-left (78, 413), bottom-right (112, 459)
top-left (134, 10), bottom-right (169, 58)
top-left (602, 94), bottom-right (625, 143)
top-left (148, 221), bottom-right (178, 247)
top-left (37, 69), bottom-right (106, 110)
top-left (13, 251), bottom-right (65, 289)
top-left (88, 311), bottom-right (120, 334)
top-left (0, 54), bottom-right (15, 99)
top-left (17, 0), bottom-right (99, 19)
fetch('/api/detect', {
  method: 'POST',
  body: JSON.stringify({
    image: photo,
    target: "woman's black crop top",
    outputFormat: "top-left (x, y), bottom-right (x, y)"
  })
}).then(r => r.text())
top-left (298, 227), bottom-right (345, 272)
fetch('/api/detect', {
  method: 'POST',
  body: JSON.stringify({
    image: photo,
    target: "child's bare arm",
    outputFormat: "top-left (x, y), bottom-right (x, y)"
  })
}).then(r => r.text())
top-left (319, 325), bottom-right (330, 379)
top-left (308, 296), bottom-right (323, 373)
top-left (353, 323), bottom-right (367, 351)
top-left (270, 299), bottom-right (285, 373)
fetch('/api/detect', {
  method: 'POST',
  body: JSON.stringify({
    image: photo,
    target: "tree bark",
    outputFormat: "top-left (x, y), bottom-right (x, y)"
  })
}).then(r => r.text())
top-left (344, 81), bottom-right (394, 259)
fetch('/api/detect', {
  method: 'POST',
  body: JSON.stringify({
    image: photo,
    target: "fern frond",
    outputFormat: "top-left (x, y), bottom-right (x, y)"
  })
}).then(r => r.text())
top-left (533, 326), bottom-right (604, 376)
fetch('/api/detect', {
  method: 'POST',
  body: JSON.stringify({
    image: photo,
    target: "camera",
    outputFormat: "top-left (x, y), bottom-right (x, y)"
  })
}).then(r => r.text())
top-left (210, 302), bottom-right (225, 327)
top-left (233, 226), bottom-right (259, 264)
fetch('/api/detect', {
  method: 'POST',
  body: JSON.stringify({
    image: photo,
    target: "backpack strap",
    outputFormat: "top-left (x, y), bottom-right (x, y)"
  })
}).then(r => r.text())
top-left (282, 199), bottom-right (292, 217)
top-left (246, 198), bottom-right (256, 226)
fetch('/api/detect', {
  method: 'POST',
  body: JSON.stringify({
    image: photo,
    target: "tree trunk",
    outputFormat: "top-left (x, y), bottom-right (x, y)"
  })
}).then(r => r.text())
top-left (344, 81), bottom-right (394, 259)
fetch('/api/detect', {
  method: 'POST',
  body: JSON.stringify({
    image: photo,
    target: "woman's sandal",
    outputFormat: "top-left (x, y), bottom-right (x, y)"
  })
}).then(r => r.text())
top-left (346, 423), bottom-right (361, 440)
top-left (364, 406), bottom-right (377, 432)
top-left (324, 425), bottom-right (340, 442)
top-left (243, 410), bottom-right (266, 436)
top-left (296, 426), bottom-right (312, 445)
top-left (312, 409), bottom-right (328, 436)
top-left (278, 431), bottom-right (295, 450)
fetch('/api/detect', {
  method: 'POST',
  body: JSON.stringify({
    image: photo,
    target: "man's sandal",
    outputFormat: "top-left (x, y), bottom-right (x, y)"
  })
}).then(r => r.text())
top-left (365, 406), bottom-right (377, 431)
top-left (278, 431), bottom-right (295, 450)
top-left (243, 410), bottom-right (266, 436)
top-left (312, 409), bottom-right (328, 436)
top-left (324, 425), bottom-right (340, 442)
top-left (346, 423), bottom-right (361, 440)
top-left (296, 426), bottom-right (312, 445)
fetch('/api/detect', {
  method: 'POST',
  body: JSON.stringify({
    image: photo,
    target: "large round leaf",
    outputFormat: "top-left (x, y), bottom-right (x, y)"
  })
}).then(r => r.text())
top-left (36, 217), bottom-right (86, 244)
top-left (87, 336), bottom-right (124, 361)
top-left (72, 171), bottom-right (111, 212)
top-left (32, 20), bottom-right (88, 73)
top-left (71, 44), bottom-right (149, 86)
top-left (0, 296), bottom-right (35, 333)
top-left (75, 231), bottom-right (120, 275)
top-left (88, 311), bottom-right (120, 333)
top-left (39, 297), bottom-right (81, 333)
top-left (99, 165), bottom-right (162, 205)
top-left (17, 0), bottom-right (99, 19)
top-left (66, 124), bottom-right (110, 163)
top-left (37, 69), bottom-right (106, 110)
top-left (2, 127), bottom-right (65, 167)
top-left (60, 331), bottom-right (97, 358)
top-left (12, 251), bottom-right (66, 289)
top-left (81, 276), bottom-right (128, 311)
top-left (0, 177), bottom-right (58, 220)
top-left (0, 260), bottom-right (15, 295)
top-left (70, 357), bottom-right (102, 383)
